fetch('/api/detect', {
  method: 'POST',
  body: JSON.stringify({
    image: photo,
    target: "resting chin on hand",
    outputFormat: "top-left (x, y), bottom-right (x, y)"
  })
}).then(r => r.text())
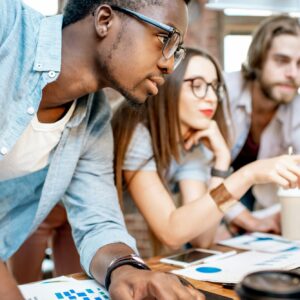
top-left (90, 243), bottom-right (205, 300)
top-left (0, 261), bottom-right (24, 300)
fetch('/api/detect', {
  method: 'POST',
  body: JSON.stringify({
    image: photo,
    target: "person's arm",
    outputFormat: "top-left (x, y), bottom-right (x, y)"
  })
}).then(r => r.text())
top-left (179, 179), bottom-right (219, 248)
top-left (63, 103), bottom-right (203, 299)
top-left (125, 169), bottom-right (223, 249)
top-left (180, 120), bottom-right (232, 247)
top-left (125, 121), bottom-right (231, 249)
top-left (229, 208), bottom-right (281, 234)
top-left (0, 261), bottom-right (24, 300)
top-left (125, 154), bottom-right (300, 249)
top-left (90, 243), bottom-right (203, 300)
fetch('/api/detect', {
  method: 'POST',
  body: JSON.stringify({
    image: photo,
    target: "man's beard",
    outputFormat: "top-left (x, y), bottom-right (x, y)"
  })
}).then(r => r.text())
top-left (98, 58), bottom-right (146, 109)
top-left (96, 30), bottom-right (146, 109)
top-left (259, 78), bottom-right (298, 104)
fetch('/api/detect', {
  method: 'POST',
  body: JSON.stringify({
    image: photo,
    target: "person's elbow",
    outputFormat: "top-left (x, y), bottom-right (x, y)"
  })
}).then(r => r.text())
top-left (157, 231), bottom-right (187, 250)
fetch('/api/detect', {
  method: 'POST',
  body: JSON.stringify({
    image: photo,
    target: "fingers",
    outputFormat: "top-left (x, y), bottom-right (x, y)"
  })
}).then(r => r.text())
top-left (270, 172), bottom-right (291, 188)
top-left (267, 155), bottom-right (300, 188)
top-left (147, 272), bottom-right (205, 300)
top-left (276, 165), bottom-right (299, 188)
top-left (291, 154), bottom-right (300, 164)
top-left (184, 130), bottom-right (208, 150)
top-left (109, 269), bottom-right (205, 300)
top-left (109, 282), bottom-right (133, 300)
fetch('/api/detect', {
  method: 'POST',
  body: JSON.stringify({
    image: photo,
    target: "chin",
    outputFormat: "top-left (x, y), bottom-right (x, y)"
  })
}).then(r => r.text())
top-left (124, 95), bottom-right (147, 109)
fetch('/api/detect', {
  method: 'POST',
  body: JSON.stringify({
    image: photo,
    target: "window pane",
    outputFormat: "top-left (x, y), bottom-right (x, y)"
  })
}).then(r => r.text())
top-left (224, 35), bottom-right (252, 72)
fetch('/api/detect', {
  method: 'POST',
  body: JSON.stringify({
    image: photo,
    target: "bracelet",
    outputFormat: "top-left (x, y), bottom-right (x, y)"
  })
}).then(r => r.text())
top-left (105, 254), bottom-right (150, 291)
top-left (209, 183), bottom-right (238, 213)
top-left (211, 166), bottom-right (233, 178)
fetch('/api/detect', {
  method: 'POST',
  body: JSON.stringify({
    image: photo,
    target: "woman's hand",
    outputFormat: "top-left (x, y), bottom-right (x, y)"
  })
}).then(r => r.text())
top-left (230, 210), bottom-right (281, 234)
top-left (243, 154), bottom-right (300, 189)
top-left (183, 120), bottom-right (231, 169)
top-left (225, 155), bottom-right (300, 201)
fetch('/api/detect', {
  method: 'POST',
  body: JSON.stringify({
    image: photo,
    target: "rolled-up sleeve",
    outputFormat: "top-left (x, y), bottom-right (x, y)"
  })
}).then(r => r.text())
top-left (63, 123), bottom-right (137, 277)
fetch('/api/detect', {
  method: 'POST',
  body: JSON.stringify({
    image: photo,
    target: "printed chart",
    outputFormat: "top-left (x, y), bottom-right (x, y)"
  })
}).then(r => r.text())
top-left (19, 278), bottom-right (110, 300)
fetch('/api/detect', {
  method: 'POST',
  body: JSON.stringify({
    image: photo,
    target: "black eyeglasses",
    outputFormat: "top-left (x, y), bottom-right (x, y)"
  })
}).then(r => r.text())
top-left (183, 76), bottom-right (224, 101)
top-left (110, 5), bottom-right (186, 69)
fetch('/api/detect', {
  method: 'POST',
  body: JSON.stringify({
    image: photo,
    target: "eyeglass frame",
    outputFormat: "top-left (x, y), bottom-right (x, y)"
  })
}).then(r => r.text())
top-left (109, 5), bottom-right (186, 63)
top-left (183, 76), bottom-right (225, 102)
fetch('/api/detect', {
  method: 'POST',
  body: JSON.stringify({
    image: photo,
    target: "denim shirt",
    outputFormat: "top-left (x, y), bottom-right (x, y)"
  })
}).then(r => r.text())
top-left (0, 0), bottom-right (136, 276)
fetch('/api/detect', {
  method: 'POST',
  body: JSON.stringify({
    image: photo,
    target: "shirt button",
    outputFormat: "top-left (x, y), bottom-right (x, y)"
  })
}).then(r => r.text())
top-left (48, 71), bottom-right (56, 78)
top-left (27, 106), bottom-right (35, 115)
top-left (36, 63), bottom-right (42, 69)
top-left (0, 147), bottom-right (8, 155)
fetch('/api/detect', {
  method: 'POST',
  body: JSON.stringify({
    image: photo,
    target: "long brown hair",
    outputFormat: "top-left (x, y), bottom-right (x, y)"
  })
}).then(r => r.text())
top-left (112, 47), bottom-right (232, 204)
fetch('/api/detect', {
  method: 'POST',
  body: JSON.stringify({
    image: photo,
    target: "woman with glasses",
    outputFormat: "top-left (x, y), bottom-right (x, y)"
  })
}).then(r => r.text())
top-left (112, 47), bottom-right (300, 252)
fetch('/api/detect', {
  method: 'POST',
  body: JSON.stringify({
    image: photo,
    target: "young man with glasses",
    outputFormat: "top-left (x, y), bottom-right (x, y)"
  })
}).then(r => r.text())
top-left (0, 0), bottom-right (205, 299)
top-left (222, 15), bottom-right (300, 236)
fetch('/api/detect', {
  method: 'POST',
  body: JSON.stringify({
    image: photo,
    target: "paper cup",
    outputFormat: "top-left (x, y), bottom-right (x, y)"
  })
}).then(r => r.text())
top-left (278, 187), bottom-right (300, 240)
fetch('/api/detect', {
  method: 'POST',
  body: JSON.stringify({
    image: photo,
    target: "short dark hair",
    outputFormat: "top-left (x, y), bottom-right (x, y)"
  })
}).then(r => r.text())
top-left (63, 0), bottom-right (190, 28)
top-left (242, 15), bottom-right (300, 80)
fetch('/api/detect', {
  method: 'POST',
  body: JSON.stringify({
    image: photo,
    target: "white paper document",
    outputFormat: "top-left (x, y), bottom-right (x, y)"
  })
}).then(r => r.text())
top-left (19, 277), bottom-right (110, 300)
top-left (218, 232), bottom-right (300, 253)
top-left (172, 249), bottom-right (300, 284)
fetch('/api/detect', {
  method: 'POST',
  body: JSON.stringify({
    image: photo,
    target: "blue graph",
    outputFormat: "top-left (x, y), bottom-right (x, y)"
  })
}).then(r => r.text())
top-left (54, 287), bottom-right (109, 300)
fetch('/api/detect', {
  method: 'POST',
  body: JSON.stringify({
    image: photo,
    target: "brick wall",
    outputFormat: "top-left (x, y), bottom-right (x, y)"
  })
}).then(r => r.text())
top-left (185, 0), bottom-right (223, 63)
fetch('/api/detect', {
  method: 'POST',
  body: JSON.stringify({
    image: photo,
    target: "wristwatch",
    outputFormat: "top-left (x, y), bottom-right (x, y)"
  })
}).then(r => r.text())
top-left (105, 254), bottom-right (151, 290)
top-left (211, 166), bottom-right (234, 178)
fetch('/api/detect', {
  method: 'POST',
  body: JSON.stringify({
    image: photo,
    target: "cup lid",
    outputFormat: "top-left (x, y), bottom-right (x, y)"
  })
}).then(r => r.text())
top-left (277, 187), bottom-right (300, 197)
top-left (236, 270), bottom-right (300, 299)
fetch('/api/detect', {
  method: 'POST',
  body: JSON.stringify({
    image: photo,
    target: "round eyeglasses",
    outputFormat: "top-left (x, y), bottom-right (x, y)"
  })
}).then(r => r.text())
top-left (183, 77), bottom-right (224, 101)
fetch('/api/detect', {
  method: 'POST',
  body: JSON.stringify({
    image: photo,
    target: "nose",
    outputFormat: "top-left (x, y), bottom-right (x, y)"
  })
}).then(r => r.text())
top-left (157, 55), bottom-right (174, 75)
top-left (206, 85), bottom-right (218, 102)
top-left (285, 62), bottom-right (299, 79)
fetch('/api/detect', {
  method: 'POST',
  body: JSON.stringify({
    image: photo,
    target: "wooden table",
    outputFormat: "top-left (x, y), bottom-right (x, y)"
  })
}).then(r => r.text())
top-left (146, 246), bottom-right (239, 300)
top-left (71, 246), bottom-right (239, 299)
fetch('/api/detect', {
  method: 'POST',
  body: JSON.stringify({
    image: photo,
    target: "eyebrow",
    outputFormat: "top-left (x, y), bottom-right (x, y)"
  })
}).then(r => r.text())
top-left (273, 53), bottom-right (292, 59)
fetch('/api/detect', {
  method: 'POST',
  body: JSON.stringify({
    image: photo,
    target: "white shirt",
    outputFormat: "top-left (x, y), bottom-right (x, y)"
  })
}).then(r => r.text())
top-left (224, 71), bottom-right (300, 219)
top-left (0, 101), bottom-right (76, 181)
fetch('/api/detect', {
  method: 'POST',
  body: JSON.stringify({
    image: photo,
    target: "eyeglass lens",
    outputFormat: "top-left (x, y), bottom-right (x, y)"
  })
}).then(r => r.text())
top-left (163, 32), bottom-right (185, 69)
top-left (191, 78), bottom-right (222, 100)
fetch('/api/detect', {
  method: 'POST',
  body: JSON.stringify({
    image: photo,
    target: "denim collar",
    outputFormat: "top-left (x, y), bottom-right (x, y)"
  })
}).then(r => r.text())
top-left (33, 15), bottom-right (63, 72)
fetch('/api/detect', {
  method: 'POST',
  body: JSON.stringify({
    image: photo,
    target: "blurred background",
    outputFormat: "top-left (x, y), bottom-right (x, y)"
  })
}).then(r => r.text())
top-left (24, 0), bottom-right (300, 73)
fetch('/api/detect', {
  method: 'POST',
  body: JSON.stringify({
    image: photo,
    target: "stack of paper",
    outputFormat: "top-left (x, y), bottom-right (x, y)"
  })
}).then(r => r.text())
top-left (173, 249), bottom-right (300, 284)
top-left (218, 232), bottom-right (300, 253)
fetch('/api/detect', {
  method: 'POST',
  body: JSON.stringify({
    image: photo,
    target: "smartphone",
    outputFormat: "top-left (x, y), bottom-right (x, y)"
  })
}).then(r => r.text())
top-left (160, 248), bottom-right (225, 267)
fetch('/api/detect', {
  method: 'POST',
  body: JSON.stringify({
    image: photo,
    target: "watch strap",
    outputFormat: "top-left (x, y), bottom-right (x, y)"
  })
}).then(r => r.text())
top-left (105, 254), bottom-right (150, 291)
top-left (211, 166), bottom-right (233, 178)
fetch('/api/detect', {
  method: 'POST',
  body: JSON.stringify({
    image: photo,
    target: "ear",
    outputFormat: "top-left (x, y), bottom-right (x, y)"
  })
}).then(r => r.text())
top-left (93, 5), bottom-right (115, 38)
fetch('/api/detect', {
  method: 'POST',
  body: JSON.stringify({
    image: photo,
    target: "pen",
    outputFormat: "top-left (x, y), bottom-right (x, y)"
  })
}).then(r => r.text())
top-left (288, 146), bottom-right (293, 156)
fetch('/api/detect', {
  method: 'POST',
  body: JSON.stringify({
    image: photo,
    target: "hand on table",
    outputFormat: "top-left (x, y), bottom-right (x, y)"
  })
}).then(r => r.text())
top-left (230, 210), bottom-right (281, 234)
top-left (109, 265), bottom-right (205, 300)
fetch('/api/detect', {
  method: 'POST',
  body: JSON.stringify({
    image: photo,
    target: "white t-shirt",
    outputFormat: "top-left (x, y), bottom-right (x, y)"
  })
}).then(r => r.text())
top-left (0, 101), bottom-right (76, 181)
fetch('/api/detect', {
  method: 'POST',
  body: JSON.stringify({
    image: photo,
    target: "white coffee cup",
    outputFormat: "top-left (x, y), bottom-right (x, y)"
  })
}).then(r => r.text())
top-left (278, 187), bottom-right (300, 240)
